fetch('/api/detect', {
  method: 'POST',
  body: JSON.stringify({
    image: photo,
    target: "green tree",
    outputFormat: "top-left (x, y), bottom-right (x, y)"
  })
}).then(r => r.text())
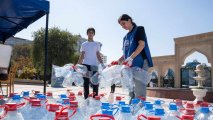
top-left (32, 27), bottom-right (80, 79)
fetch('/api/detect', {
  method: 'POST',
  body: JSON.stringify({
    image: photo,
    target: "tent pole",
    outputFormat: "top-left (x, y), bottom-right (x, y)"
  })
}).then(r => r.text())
top-left (44, 13), bottom-right (49, 94)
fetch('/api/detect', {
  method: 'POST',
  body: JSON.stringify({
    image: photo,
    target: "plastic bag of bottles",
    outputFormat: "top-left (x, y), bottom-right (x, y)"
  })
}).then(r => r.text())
top-left (132, 67), bottom-right (152, 85)
top-left (75, 64), bottom-right (88, 75)
top-left (62, 71), bottom-right (74, 87)
top-left (54, 64), bottom-right (74, 77)
top-left (72, 72), bottom-right (84, 87)
top-left (121, 66), bottom-right (134, 92)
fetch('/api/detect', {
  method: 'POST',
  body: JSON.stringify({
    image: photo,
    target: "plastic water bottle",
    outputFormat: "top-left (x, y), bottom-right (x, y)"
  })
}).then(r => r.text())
top-left (166, 103), bottom-right (180, 120)
top-left (62, 70), bottom-right (74, 87)
top-left (173, 99), bottom-right (184, 111)
top-left (55, 109), bottom-right (69, 120)
top-left (1, 103), bottom-right (25, 120)
top-left (90, 109), bottom-right (115, 120)
top-left (75, 64), bottom-right (87, 75)
top-left (121, 66), bottom-right (134, 92)
top-left (22, 91), bottom-right (30, 98)
top-left (46, 92), bottom-right (56, 104)
top-left (153, 99), bottom-right (164, 109)
top-left (8, 94), bottom-right (23, 104)
top-left (131, 98), bottom-right (142, 115)
top-left (119, 105), bottom-right (133, 120)
top-left (100, 93), bottom-right (107, 102)
top-left (195, 107), bottom-right (213, 120)
top-left (28, 99), bottom-right (48, 120)
top-left (131, 67), bottom-right (152, 85)
top-left (72, 72), bottom-right (84, 87)
top-left (154, 108), bottom-right (166, 120)
top-left (42, 103), bottom-right (63, 120)
top-left (138, 103), bottom-right (154, 117)
top-left (68, 101), bottom-right (85, 120)
top-left (75, 91), bottom-right (84, 107)
top-left (90, 72), bottom-right (101, 85)
top-left (108, 93), bottom-right (115, 103)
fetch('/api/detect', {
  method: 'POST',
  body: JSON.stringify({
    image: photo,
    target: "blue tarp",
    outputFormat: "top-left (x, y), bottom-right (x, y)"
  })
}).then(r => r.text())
top-left (0, 0), bottom-right (49, 43)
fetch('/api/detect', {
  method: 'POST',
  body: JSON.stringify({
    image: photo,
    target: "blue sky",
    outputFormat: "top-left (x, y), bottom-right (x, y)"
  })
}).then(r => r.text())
top-left (15, 0), bottom-right (213, 65)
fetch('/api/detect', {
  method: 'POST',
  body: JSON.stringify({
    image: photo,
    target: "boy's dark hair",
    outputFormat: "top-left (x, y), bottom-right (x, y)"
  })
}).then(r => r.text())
top-left (87, 27), bottom-right (95, 35)
top-left (118, 14), bottom-right (136, 26)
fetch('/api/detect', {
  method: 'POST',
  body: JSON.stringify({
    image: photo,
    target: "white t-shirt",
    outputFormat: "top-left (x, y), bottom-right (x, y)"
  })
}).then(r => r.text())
top-left (80, 41), bottom-right (101, 66)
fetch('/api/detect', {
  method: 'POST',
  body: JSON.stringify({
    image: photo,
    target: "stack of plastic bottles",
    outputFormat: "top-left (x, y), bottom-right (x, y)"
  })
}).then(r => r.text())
top-left (1, 90), bottom-right (213, 119)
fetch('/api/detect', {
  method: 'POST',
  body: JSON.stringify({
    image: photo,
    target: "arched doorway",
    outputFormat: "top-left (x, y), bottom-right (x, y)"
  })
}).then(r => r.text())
top-left (181, 51), bottom-right (211, 88)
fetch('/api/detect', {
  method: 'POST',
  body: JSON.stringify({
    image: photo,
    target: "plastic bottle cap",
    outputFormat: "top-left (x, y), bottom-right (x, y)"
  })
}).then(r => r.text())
top-left (100, 94), bottom-right (105, 97)
top-left (99, 118), bottom-right (111, 120)
top-left (31, 99), bottom-right (41, 106)
top-left (62, 98), bottom-right (69, 104)
top-left (155, 108), bottom-right (165, 116)
top-left (46, 92), bottom-right (53, 96)
top-left (78, 91), bottom-right (83, 96)
top-left (33, 91), bottom-right (40, 94)
top-left (5, 103), bottom-right (17, 111)
top-left (59, 94), bottom-right (67, 98)
top-left (88, 94), bottom-right (93, 97)
top-left (55, 110), bottom-right (68, 117)
top-left (181, 115), bottom-right (194, 120)
top-left (0, 95), bottom-right (3, 99)
top-left (131, 98), bottom-right (139, 104)
top-left (48, 104), bottom-right (60, 112)
top-left (68, 96), bottom-right (76, 101)
top-left (116, 96), bottom-right (122, 101)
top-left (37, 95), bottom-right (46, 99)
top-left (184, 108), bottom-right (195, 115)
top-left (69, 92), bottom-right (75, 96)
top-left (12, 94), bottom-right (21, 100)
top-left (121, 105), bottom-right (131, 113)
top-left (200, 107), bottom-right (210, 113)
top-left (138, 96), bottom-right (146, 101)
top-left (145, 103), bottom-right (153, 110)
top-left (200, 102), bottom-right (209, 107)
top-left (169, 104), bottom-right (177, 110)
top-left (22, 91), bottom-right (29, 96)
top-left (70, 101), bottom-right (78, 105)
top-left (186, 102), bottom-right (194, 109)
top-left (95, 96), bottom-right (101, 100)
top-left (118, 101), bottom-right (125, 105)
top-left (102, 109), bottom-right (113, 116)
top-left (147, 116), bottom-right (161, 120)
top-left (154, 100), bottom-right (161, 105)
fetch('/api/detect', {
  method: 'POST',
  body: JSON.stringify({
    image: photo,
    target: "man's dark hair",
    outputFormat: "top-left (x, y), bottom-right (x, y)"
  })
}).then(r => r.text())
top-left (87, 27), bottom-right (95, 35)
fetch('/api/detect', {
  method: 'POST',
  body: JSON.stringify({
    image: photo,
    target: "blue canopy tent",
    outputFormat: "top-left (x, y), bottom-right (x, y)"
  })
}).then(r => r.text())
top-left (0, 0), bottom-right (50, 93)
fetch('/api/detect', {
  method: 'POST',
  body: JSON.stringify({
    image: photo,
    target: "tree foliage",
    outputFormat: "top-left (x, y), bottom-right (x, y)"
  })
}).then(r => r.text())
top-left (32, 27), bottom-right (80, 77)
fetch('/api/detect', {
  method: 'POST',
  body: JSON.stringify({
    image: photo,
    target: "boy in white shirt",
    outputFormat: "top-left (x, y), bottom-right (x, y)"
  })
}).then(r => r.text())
top-left (77, 27), bottom-right (103, 99)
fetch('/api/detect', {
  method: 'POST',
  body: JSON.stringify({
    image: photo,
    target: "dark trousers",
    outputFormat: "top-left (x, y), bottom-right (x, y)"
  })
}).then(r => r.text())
top-left (111, 84), bottom-right (115, 93)
top-left (83, 64), bottom-right (99, 99)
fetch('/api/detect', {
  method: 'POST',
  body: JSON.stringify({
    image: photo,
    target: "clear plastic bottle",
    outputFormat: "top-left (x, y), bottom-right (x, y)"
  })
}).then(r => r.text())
top-left (46, 92), bottom-right (56, 104)
top-left (55, 109), bottom-right (69, 120)
top-left (1, 103), bottom-right (25, 120)
top-left (28, 99), bottom-right (48, 120)
top-left (8, 94), bottom-right (24, 104)
top-left (166, 103), bottom-right (180, 120)
top-left (119, 105), bottom-right (133, 120)
top-left (153, 99), bottom-right (164, 109)
top-left (131, 98), bottom-right (141, 116)
top-left (137, 103), bottom-right (154, 117)
top-left (42, 103), bottom-right (63, 120)
top-left (195, 107), bottom-right (213, 120)
top-left (69, 101), bottom-right (85, 120)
